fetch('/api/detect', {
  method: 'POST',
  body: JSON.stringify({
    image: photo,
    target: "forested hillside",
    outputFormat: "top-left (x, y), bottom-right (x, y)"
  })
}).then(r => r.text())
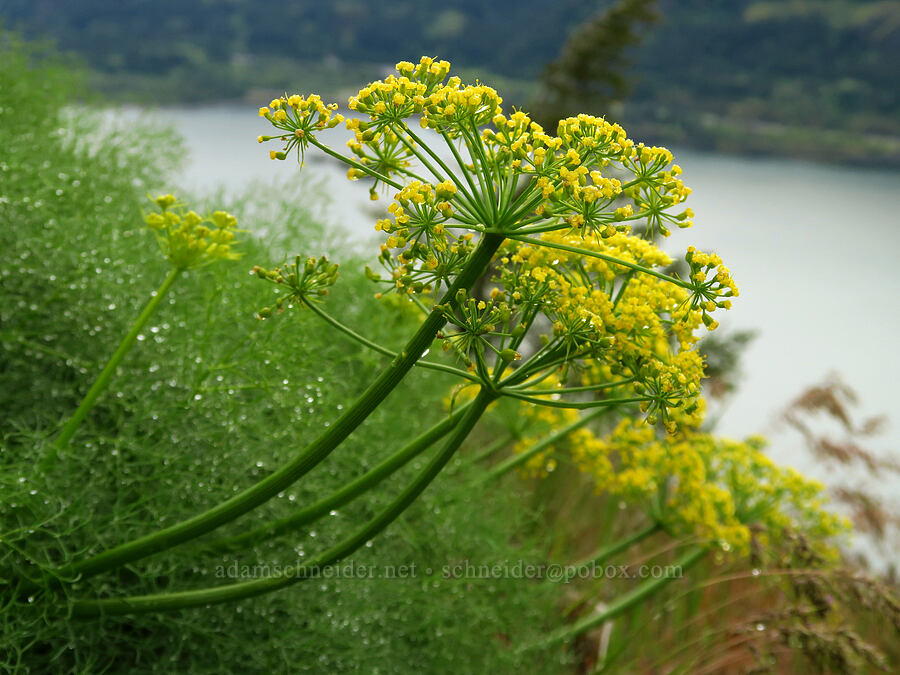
top-left (4, 0), bottom-right (898, 164)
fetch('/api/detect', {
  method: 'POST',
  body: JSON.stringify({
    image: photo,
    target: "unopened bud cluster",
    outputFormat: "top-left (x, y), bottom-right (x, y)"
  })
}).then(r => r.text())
top-left (435, 289), bottom-right (514, 367)
top-left (144, 194), bottom-right (240, 270)
top-left (254, 255), bottom-right (339, 319)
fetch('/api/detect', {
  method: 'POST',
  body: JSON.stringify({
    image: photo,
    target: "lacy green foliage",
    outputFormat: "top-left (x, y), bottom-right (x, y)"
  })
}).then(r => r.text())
top-left (0, 34), bottom-right (181, 426)
top-left (0, 36), bottom-right (566, 673)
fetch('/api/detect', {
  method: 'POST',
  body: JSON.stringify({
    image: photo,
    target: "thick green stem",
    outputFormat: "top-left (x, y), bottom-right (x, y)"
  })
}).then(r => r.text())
top-left (54, 234), bottom-right (504, 583)
top-left (482, 407), bottom-right (607, 482)
top-left (69, 390), bottom-right (496, 616)
top-left (208, 401), bottom-right (472, 552)
top-left (525, 545), bottom-right (707, 652)
top-left (41, 266), bottom-right (183, 472)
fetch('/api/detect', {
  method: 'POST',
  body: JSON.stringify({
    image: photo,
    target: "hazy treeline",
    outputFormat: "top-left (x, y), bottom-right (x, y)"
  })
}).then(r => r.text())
top-left (4, 0), bottom-right (898, 163)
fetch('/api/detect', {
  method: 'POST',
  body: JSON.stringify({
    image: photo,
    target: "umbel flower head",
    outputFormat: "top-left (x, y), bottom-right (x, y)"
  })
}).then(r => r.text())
top-left (576, 420), bottom-right (849, 554)
top-left (258, 94), bottom-right (343, 163)
top-left (253, 254), bottom-right (339, 319)
top-left (257, 56), bottom-right (739, 432)
top-left (509, 401), bottom-right (848, 555)
top-left (144, 195), bottom-right (241, 270)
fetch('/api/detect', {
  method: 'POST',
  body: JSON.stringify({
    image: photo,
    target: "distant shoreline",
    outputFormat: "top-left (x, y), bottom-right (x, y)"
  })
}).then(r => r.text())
top-left (84, 68), bottom-right (900, 171)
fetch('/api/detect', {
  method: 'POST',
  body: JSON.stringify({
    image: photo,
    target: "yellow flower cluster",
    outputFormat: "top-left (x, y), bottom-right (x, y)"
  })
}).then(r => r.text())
top-left (349, 75), bottom-right (429, 121)
top-left (438, 289), bottom-right (513, 364)
top-left (573, 420), bottom-right (848, 553)
top-left (258, 94), bottom-right (343, 161)
top-left (481, 110), bottom-right (555, 165)
top-left (629, 144), bottom-right (674, 174)
top-left (421, 80), bottom-right (503, 134)
top-left (365, 180), bottom-right (475, 295)
top-left (395, 57), bottom-right (453, 85)
top-left (557, 114), bottom-right (634, 165)
top-left (339, 58), bottom-right (457, 190)
top-left (683, 246), bottom-right (739, 330)
top-left (377, 181), bottom-right (449, 244)
top-left (144, 195), bottom-right (240, 270)
top-left (371, 232), bottom-right (473, 299)
top-left (353, 56), bottom-right (505, 140)
top-left (508, 395), bottom-right (847, 553)
top-left (496, 229), bottom-right (715, 427)
top-left (622, 150), bottom-right (694, 238)
top-left (484, 112), bottom-right (691, 240)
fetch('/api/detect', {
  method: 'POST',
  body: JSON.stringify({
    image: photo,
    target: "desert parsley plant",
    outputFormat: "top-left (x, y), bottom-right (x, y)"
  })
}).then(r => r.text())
top-left (13, 57), bottom-right (844, 657)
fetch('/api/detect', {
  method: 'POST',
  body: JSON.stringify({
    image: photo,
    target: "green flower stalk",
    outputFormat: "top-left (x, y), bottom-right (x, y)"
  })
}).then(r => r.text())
top-left (49, 232), bottom-right (503, 587)
top-left (208, 399), bottom-right (476, 553)
top-left (567, 522), bottom-right (662, 579)
top-left (40, 265), bottom-right (182, 472)
top-left (69, 389), bottom-right (497, 616)
top-left (525, 545), bottom-right (708, 651)
top-left (40, 195), bottom-right (240, 471)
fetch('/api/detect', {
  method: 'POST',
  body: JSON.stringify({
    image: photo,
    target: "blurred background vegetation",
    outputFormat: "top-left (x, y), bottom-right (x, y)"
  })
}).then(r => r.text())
top-left (3, 0), bottom-right (898, 166)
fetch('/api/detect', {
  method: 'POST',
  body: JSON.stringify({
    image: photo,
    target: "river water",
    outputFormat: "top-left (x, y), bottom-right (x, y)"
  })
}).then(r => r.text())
top-left (128, 104), bottom-right (900, 551)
